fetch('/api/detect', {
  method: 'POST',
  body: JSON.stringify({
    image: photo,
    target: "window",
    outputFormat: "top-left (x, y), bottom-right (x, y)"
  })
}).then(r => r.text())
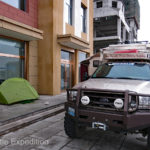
top-left (95, 16), bottom-right (118, 37)
top-left (79, 51), bottom-right (87, 63)
top-left (0, 37), bottom-right (25, 83)
top-left (1, 0), bottom-right (26, 11)
top-left (112, 1), bottom-right (117, 8)
top-left (97, 1), bottom-right (103, 8)
top-left (61, 50), bottom-right (72, 60)
top-left (93, 60), bottom-right (100, 67)
top-left (66, 0), bottom-right (73, 25)
top-left (81, 5), bottom-right (87, 33)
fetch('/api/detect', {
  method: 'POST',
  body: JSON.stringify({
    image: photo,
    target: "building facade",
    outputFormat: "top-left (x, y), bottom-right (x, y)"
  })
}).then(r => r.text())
top-left (38, 0), bottom-right (93, 95)
top-left (93, 0), bottom-right (140, 53)
top-left (0, 0), bottom-right (93, 96)
top-left (122, 0), bottom-right (140, 41)
top-left (0, 0), bottom-right (43, 90)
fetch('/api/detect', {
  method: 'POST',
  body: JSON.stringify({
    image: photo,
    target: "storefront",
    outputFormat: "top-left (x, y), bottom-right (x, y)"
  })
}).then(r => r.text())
top-left (38, 0), bottom-right (93, 95)
top-left (0, 16), bottom-right (43, 90)
top-left (60, 49), bottom-right (88, 91)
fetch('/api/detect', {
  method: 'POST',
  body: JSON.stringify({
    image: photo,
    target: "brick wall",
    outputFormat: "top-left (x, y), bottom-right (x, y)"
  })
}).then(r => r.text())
top-left (0, 0), bottom-right (38, 28)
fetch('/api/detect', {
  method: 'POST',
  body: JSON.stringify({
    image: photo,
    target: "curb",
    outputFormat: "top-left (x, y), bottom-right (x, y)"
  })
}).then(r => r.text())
top-left (0, 104), bottom-right (65, 136)
top-left (0, 103), bottom-right (65, 126)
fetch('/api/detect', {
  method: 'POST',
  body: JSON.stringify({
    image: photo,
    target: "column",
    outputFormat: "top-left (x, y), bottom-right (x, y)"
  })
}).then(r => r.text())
top-left (123, 27), bottom-right (126, 42)
top-left (117, 19), bottom-right (121, 41)
top-left (74, 50), bottom-right (79, 85)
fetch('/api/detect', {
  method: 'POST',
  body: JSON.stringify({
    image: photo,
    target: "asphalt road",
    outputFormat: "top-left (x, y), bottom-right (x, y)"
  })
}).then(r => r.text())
top-left (0, 112), bottom-right (148, 150)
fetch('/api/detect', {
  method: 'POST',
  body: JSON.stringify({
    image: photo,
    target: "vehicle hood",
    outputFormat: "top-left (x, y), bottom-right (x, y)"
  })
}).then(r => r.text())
top-left (73, 78), bottom-right (150, 95)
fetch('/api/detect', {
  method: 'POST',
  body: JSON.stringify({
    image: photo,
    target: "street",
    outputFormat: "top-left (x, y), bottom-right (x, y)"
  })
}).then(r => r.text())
top-left (0, 112), bottom-right (147, 150)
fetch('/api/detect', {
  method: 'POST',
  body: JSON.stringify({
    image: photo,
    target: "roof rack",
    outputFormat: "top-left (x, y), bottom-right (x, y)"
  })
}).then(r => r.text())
top-left (119, 41), bottom-right (149, 44)
top-left (103, 43), bottom-right (150, 61)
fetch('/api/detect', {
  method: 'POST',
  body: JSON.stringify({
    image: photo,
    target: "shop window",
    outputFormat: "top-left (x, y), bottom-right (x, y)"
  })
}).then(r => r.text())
top-left (97, 1), bottom-right (103, 8)
top-left (1, 0), bottom-right (26, 11)
top-left (65, 0), bottom-right (73, 25)
top-left (81, 5), bottom-right (87, 33)
top-left (0, 38), bottom-right (25, 84)
top-left (112, 1), bottom-right (117, 8)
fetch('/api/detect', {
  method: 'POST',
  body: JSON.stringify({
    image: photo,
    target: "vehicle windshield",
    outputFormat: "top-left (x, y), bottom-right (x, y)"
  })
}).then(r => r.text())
top-left (92, 63), bottom-right (150, 81)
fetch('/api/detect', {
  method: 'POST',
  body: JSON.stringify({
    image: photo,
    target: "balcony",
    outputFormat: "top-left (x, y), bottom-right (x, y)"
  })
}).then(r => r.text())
top-left (57, 34), bottom-right (89, 50)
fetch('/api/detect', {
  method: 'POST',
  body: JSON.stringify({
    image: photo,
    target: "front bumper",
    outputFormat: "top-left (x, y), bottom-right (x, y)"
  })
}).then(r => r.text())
top-left (65, 103), bottom-right (150, 132)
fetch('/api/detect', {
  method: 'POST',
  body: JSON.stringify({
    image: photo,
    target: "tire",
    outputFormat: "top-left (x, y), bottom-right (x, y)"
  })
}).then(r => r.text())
top-left (64, 114), bottom-right (78, 138)
top-left (147, 129), bottom-right (150, 150)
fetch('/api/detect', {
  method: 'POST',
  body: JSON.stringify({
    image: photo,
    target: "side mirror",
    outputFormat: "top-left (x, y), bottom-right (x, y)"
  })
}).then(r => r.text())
top-left (93, 60), bottom-right (100, 67)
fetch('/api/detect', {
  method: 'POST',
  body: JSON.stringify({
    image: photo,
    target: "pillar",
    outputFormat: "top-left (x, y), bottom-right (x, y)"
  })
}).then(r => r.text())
top-left (123, 27), bottom-right (126, 42)
top-left (117, 19), bottom-right (121, 41)
top-left (74, 50), bottom-right (79, 85)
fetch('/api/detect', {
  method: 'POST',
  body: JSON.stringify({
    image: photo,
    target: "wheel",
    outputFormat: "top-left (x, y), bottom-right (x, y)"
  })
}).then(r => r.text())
top-left (147, 129), bottom-right (150, 150)
top-left (64, 114), bottom-right (78, 138)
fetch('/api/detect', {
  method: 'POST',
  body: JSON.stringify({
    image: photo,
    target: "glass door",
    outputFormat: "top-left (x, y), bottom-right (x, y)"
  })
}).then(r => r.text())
top-left (61, 50), bottom-right (73, 91)
top-left (61, 64), bottom-right (65, 90)
top-left (61, 62), bottom-right (72, 90)
top-left (66, 64), bottom-right (71, 88)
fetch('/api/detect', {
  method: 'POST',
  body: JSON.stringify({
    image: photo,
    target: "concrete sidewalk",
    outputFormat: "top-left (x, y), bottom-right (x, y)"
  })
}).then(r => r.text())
top-left (0, 93), bottom-right (66, 125)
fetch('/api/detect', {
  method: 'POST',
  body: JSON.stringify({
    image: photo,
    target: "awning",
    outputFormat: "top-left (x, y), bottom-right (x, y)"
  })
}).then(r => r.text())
top-left (0, 16), bottom-right (43, 41)
top-left (57, 34), bottom-right (89, 50)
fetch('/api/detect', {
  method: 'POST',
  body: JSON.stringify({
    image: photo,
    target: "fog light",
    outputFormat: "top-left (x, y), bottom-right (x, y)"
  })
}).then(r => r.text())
top-left (114, 98), bottom-right (124, 109)
top-left (81, 96), bottom-right (90, 105)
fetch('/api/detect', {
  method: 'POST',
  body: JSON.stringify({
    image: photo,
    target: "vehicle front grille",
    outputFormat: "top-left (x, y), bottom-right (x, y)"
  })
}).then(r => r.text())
top-left (80, 90), bottom-right (125, 111)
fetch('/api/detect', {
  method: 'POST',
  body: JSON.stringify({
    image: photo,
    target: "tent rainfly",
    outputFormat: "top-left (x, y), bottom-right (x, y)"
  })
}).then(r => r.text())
top-left (0, 78), bottom-right (39, 104)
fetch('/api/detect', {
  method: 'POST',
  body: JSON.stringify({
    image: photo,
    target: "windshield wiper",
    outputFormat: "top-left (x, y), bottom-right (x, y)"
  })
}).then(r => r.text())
top-left (92, 76), bottom-right (150, 81)
top-left (91, 77), bottom-right (119, 79)
top-left (113, 77), bottom-right (150, 81)
top-left (115, 77), bottom-right (150, 81)
top-left (114, 77), bottom-right (134, 80)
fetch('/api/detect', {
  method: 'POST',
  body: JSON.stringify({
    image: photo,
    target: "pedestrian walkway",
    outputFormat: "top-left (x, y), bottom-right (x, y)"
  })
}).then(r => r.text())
top-left (0, 93), bottom-right (66, 124)
top-left (0, 112), bottom-right (147, 150)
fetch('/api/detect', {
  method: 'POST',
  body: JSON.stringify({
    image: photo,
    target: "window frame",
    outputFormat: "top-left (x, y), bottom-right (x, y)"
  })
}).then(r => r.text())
top-left (1, 0), bottom-right (27, 11)
top-left (112, 1), bottom-right (117, 8)
top-left (81, 4), bottom-right (87, 33)
top-left (96, 1), bottom-right (103, 8)
top-left (66, 0), bottom-right (73, 25)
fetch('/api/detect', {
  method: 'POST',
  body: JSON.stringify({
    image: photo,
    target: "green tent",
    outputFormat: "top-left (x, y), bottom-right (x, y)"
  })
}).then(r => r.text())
top-left (0, 78), bottom-right (39, 104)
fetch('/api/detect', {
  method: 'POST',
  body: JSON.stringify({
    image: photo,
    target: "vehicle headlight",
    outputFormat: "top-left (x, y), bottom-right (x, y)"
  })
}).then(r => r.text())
top-left (128, 95), bottom-right (138, 112)
top-left (139, 96), bottom-right (150, 109)
top-left (68, 90), bottom-right (78, 101)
